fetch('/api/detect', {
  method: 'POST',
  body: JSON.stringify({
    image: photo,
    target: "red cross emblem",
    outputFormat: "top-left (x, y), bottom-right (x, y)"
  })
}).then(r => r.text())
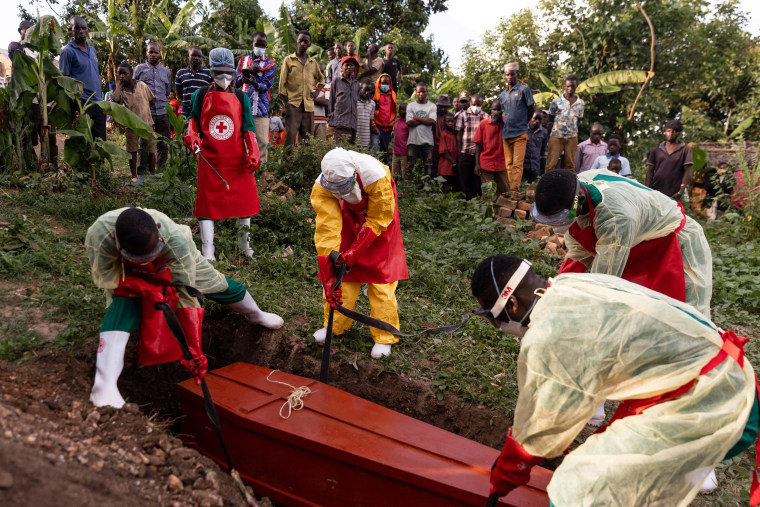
top-left (216, 121), bottom-right (228, 134)
top-left (209, 115), bottom-right (234, 140)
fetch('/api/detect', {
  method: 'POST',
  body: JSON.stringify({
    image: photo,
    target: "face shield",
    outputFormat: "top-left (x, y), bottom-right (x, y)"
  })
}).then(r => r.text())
top-left (530, 179), bottom-right (581, 233)
top-left (114, 231), bottom-right (165, 265)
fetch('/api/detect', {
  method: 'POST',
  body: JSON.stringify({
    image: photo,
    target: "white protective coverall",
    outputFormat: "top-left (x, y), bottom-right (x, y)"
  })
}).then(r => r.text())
top-left (565, 169), bottom-right (712, 317)
top-left (513, 273), bottom-right (755, 506)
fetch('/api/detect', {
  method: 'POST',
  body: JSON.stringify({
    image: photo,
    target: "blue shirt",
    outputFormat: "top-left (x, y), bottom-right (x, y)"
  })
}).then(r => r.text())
top-left (59, 40), bottom-right (102, 101)
top-left (499, 82), bottom-right (534, 139)
top-left (590, 153), bottom-right (632, 178)
top-left (234, 53), bottom-right (276, 117)
top-left (525, 126), bottom-right (548, 173)
top-left (134, 61), bottom-right (172, 116)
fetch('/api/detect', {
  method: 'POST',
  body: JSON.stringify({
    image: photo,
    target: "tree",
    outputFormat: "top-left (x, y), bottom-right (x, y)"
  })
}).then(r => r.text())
top-left (459, 9), bottom-right (561, 101)
top-left (288, 0), bottom-right (447, 94)
top-left (204, 0), bottom-right (263, 37)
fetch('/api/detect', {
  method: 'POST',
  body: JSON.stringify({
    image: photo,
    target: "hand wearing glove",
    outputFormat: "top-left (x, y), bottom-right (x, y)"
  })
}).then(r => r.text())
top-left (318, 254), bottom-right (343, 309)
top-left (340, 227), bottom-right (378, 268)
top-left (489, 428), bottom-right (543, 497)
top-left (180, 354), bottom-right (208, 385)
top-left (184, 118), bottom-right (201, 155)
top-left (244, 130), bottom-right (261, 173)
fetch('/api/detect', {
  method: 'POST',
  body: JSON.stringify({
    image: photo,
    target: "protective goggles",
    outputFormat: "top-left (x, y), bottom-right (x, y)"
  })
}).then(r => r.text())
top-left (473, 259), bottom-right (532, 326)
top-left (320, 173), bottom-right (356, 198)
top-left (529, 180), bottom-right (580, 227)
top-left (114, 231), bottom-right (165, 264)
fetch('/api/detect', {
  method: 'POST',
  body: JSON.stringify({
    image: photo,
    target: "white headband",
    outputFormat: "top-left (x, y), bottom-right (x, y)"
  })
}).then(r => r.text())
top-left (490, 260), bottom-right (532, 318)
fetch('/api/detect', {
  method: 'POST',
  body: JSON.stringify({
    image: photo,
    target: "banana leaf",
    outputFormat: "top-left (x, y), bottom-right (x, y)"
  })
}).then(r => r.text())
top-left (580, 85), bottom-right (622, 94)
top-left (691, 146), bottom-right (708, 173)
top-left (96, 101), bottom-right (155, 140)
top-left (576, 70), bottom-right (647, 94)
top-left (729, 116), bottom-right (755, 139)
top-left (533, 92), bottom-right (556, 107)
top-left (22, 16), bottom-right (62, 56)
top-left (539, 73), bottom-right (559, 95)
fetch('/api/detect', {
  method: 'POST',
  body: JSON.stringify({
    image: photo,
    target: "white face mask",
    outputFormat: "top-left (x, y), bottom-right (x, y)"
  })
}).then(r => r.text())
top-left (552, 222), bottom-right (572, 235)
top-left (487, 259), bottom-right (539, 339)
top-left (497, 320), bottom-right (529, 339)
top-left (470, 106), bottom-right (481, 114)
top-left (214, 75), bottom-right (233, 90)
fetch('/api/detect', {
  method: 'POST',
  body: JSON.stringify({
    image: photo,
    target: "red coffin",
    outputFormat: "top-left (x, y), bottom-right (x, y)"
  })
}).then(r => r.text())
top-left (177, 363), bottom-right (552, 506)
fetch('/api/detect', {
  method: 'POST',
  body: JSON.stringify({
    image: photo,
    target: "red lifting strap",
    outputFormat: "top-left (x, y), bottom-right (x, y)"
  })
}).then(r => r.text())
top-left (597, 329), bottom-right (759, 505)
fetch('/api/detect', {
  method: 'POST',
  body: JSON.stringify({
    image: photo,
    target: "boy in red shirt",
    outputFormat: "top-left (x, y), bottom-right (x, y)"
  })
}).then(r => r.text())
top-left (438, 112), bottom-right (458, 191)
top-left (391, 103), bottom-right (409, 178)
top-left (474, 99), bottom-right (508, 195)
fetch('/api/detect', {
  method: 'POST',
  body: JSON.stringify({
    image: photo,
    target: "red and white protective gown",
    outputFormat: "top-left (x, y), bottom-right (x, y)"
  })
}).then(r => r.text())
top-left (193, 87), bottom-right (259, 219)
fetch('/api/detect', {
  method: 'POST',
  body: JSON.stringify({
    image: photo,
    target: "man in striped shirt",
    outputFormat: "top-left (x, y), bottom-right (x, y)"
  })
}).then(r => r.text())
top-left (356, 80), bottom-right (376, 147)
top-left (175, 46), bottom-right (213, 117)
top-left (236, 32), bottom-right (276, 163)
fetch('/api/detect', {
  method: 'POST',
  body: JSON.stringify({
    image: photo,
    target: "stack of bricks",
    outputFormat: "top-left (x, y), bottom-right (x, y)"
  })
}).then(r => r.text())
top-left (257, 171), bottom-right (295, 199)
top-left (492, 186), bottom-right (568, 257)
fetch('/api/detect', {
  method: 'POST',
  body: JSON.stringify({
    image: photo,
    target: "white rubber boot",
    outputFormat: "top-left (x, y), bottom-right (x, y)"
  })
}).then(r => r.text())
top-left (313, 328), bottom-right (327, 343)
top-left (699, 470), bottom-right (718, 493)
top-left (90, 331), bottom-right (130, 409)
top-left (199, 219), bottom-right (215, 261)
top-left (237, 217), bottom-right (254, 258)
top-left (371, 343), bottom-right (392, 359)
top-left (226, 291), bottom-right (284, 329)
top-left (588, 401), bottom-right (606, 426)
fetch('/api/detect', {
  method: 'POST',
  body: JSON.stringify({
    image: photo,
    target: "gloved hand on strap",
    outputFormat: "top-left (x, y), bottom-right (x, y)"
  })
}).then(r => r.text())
top-left (339, 227), bottom-right (378, 269)
top-left (244, 130), bottom-right (261, 173)
top-left (318, 254), bottom-right (343, 309)
top-left (184, 118), bottom-right (201, 155)
top-left (490, 428), bottom-right (543, 497)
top-left (180, 354), bottom-right (208, 385)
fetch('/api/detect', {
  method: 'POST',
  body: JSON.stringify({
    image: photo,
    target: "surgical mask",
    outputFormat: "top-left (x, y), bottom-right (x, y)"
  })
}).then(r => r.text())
top-left (214, 75), bottom-right (233, 90)
top-left (253, 47), bottom-right (266, 57)
top-left (380, 85), bottom-right (390, 93)
top-left (552, 223), bottom-right (572, 235)
top-left (470, 106), bottom-right (481, 114)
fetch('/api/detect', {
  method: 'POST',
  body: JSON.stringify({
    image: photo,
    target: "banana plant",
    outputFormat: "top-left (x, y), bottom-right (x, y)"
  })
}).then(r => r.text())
top-left (533, 70), bottom-right (648, 107)
top-left (144, 0), bottom-right (198, 70)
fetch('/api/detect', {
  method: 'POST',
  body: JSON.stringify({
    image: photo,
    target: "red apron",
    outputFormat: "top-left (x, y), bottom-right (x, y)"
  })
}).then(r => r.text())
top-left (595, 329), bottom-right (760, 505)
top-left (558, 186), bottom-right (687, 303)
top-left (112, 257), bottom-right (204, 366)
top-left (194, 87), bottom-right (259, 219)
top-left (339, 175), bottom-right (409, 284)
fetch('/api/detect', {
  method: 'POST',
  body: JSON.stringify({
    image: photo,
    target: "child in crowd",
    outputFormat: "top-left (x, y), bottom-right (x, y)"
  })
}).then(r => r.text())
top-left (473, 99), bottom-right (508, 195)
top-left (392, 103), bottom-right (409, 178)
top-left (168, 91), bottom-right (181, 115)
top-left (312, 70), bottom-right (330, 141)
top-left (437, 112), bottom-right (458, 190)
top-left (590, 134), bottom-right (631, 177)
top-left (329, 59), bottom-right (360, 145)
top-left (112, 62), bottom-right (155, 186)
top-left (523, 110), bottom-right (548, 182)
top-left (406, 82), bottom-right (437, 176)
top-left (341, 41), bottom-right (363, 78)
top-left (356, 80), bottom-right (376, 148)
top-left (607, 158), bottom-right (622, 174)
top-left (372, 73), bottom-right (396, 162)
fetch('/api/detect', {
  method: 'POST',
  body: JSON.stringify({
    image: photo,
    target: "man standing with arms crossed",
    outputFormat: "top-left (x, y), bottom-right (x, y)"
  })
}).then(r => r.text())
top-left (135, 42), bottom-right (172, 168)
top-left (499, 62), bottom-right (534, 193)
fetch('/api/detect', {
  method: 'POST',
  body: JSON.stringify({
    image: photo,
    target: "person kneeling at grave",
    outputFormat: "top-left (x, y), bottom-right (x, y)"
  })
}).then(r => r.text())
top-left (85, 207), bottom-right (283, 409)
top-left (310, 148), bottom-right (409, 358)
top-left (471, 254), bottom-right (759, 506)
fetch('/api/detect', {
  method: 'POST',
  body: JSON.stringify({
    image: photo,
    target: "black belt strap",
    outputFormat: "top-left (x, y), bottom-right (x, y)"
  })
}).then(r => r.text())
top-left (334, 304), bottom-right (472, 337)
top-left (153, 300), bottom-right (233, 472)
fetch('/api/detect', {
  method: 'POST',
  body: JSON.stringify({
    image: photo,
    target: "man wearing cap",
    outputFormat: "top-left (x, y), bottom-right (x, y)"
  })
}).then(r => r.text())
top-left (646, 119), bottom-right (694, 200)
top-left (471, 254), bottom-right (757, 506)
top-left (499, 62), bottom-right (535, 193)
top-left (85, 207), bottom-right (284, 409)
top-left (184, 47), bottom-right (261, 261)
top-left (310, 148), bottom-right (409, 359)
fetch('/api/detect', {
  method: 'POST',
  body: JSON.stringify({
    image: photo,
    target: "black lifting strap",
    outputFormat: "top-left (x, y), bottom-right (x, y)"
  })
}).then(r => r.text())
top-left (334, 303), bottom-right (472, 337)
top-left (153, 294), bottom-right (233, 473)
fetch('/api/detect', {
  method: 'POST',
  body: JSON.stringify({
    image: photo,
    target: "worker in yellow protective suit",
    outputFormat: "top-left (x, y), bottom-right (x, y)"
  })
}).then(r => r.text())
top-left (310, 148), bottom-right (408, 358)
top-left (471, 254), bottom-right (758, 507)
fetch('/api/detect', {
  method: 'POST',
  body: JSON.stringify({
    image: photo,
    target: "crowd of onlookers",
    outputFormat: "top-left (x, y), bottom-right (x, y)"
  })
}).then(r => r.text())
top-left (9, 16), bottom-right (708, 206)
